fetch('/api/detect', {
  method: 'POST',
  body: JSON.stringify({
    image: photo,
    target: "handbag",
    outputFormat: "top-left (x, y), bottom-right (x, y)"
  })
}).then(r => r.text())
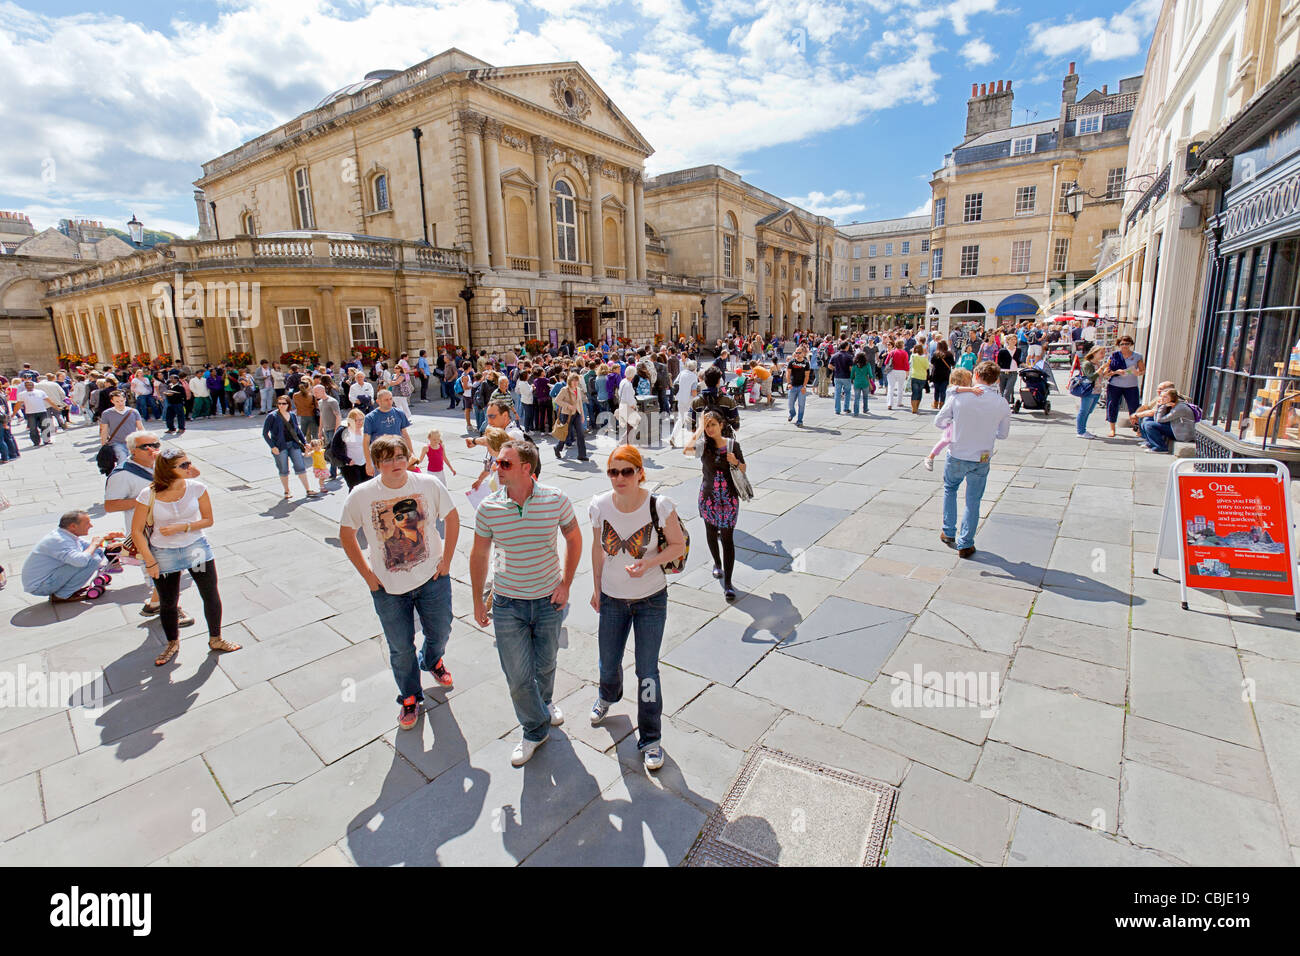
top-left (727, 439), bottom-right (754, 501)
top-left (1067, 374), bottom-right (1094, 398)
top-left (649, 494), bottom-right (689, 573)
top-left (121, 488), bottom-right (155, 558)
top-left (551, 417), bottom-right (569, 442)
top-left (95, 414), bottom-right (133, 475)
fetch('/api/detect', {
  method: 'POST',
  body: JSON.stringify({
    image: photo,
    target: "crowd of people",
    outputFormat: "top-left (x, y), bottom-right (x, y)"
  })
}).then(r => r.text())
top-left (9, 314), bottom-right (1192, 773)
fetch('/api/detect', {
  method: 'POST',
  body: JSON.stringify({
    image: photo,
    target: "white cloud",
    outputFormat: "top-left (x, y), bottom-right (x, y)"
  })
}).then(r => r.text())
top-left (785, 189), bottom-right (868, 220)
top-left (1028, 0), bottom-right (1161, 62)
top-left (906, 197), bottom-right (932, 217)
top-left (913, 0), bottom-right (1001, 36)
top-left (960, 36), bottom-right (994, 66)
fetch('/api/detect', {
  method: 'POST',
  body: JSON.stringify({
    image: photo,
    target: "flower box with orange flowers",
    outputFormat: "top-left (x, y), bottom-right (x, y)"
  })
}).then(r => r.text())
top-left (353, 345), bottom-right (389, 365)
top-left (111, 352), bottom-right (131, 367)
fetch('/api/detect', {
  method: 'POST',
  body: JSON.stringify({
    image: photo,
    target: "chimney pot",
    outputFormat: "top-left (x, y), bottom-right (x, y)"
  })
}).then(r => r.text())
top-left (972, 82), bottom-right (978, 97)
top-left (1006, 80), bottom-right (1012, 91)
top-left (1102, 84), bottom-right (1108, 94)
top-left (980, 83), bottom-right (986, 95)
top-left (1069, 61), bottom-right (1076, 75)
top-left (996, 80), bottom-right (1003, 93)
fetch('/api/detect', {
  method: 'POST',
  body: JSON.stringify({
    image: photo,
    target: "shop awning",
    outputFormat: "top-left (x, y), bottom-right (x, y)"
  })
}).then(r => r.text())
top-left (995, 294), bottom-right (1040, 317)
top-left (1038, 245), bottom-right (1144, 316)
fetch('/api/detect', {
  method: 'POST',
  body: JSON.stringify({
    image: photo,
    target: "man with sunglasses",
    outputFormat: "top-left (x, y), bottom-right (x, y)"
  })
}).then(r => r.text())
top-left (103, 431), bottom-right (193, 623)
top-left (471, 440), bottom-right (582, 767)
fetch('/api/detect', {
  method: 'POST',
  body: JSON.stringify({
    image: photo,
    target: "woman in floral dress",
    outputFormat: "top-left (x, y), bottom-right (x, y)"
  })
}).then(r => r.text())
top-left (684, 410), bottom-right (746, 602)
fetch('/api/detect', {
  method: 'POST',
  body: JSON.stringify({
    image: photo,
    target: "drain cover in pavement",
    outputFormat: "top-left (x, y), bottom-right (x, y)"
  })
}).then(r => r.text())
top-left (685, 747), bottom-right (897, 867)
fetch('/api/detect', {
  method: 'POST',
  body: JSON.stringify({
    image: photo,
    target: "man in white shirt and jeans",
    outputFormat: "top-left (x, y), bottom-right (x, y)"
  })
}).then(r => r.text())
top-left (935, 361), bottom-right (1011, 558)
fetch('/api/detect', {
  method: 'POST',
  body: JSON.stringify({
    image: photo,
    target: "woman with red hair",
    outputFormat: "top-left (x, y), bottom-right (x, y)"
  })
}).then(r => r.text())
top-left (587, 444), bottom-right (688, 772)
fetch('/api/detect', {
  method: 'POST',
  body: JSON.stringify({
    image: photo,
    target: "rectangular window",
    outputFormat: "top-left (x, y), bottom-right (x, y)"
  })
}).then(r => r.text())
top-left (522, 308), bottom-right (539, 340)
top-left (226, 312), bottom-right (253, 353)
top-left (853, 288), bottom-right (861, 297)
top-left (1106, 167), bottom-right (1126, 199)
top-left (959, 244), bottom-right (978, 277)
top-left (901, 241), bottom-right (910, 255)
top-left (921, 238), bottom-right (930, 252)
top-left (884, 264), bottom-right (893, 279)
top-left (963, 193), bottom-right (983, 223)
top-left (723, 234), bottom-right (734, 278)
top-left (294, 167), bottom-right (315, 230)
top-left (868, 244), bottom-right (877, 257)
top-left (432, 307), bottom-right (457, 348)
top-left (1102, 228), bottom-right (1119, 242)
top-left (884, 242), bottom-right (894, 257)
top-left (901, 262), bottom-right (910, 278)
top-left (278, 307), bottom-right (315, 353)
top-left (1059, 181), bottom-right (1074, 213)
top-left (1015, 185), bottom-right (1036, 215)
top-left (1012, 135), bottom-right (1035, 156)
top-left (1010, 239), bottom-right (1032, 274)
top-left (867, 288), bottom-right (874, 297)
top-left (373, 173), bottom-right (390, 212)
top-left (868, 265), bottom-right (877, 280)
top-left (932, 247), bottom-right (943, 279)
top-left (883, 286), bottom-right (891, 297)
top-left (920, 261), bottom-right (929, 278)
top-left (347, 306), bottom-right (382, 349)
top-left (852, 265), bottom-right (861, 281)
top-left (1052, 237), bottom-right (1070, 272)
top-left (933, 198), bottom-right (945, 227)
top-left (1077, 114), bottom-right (1102, 135)
top-left (853, 246), bottom-right (861, 259)
top-left (616, 310), bottom-right (627, 337)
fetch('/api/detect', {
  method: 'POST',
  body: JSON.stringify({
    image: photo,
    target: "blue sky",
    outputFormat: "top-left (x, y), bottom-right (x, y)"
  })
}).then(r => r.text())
top-left (0, 0), bottom-right (1159, 237)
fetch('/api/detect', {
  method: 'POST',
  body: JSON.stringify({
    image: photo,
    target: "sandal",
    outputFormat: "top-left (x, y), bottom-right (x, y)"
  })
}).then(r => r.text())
top-left (208, 636), bottom-right (242, 653)
top-left (155, 640), bottom-right (180, 666)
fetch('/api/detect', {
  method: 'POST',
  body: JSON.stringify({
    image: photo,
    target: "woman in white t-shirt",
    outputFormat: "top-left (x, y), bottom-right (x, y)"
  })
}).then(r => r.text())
top-left (616, 366), bottom-right (638, 445)
top-left (132, 447), bottom-right (240, 666)
top-left (587, 445), bottom-right (687, 772)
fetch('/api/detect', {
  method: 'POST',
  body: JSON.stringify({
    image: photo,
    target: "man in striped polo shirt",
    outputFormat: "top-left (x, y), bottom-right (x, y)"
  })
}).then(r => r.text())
top-left (471, 440), bottom-right (583, 767)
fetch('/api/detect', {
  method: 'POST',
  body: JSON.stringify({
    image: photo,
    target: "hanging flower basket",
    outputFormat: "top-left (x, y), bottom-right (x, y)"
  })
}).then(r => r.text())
top-left (523, 339), bottom-right (545, 356)
top-left (57, 353), bottom-right (81, 370)
top-left (133, 352), bottom-right (153, 367)
top-left (279, 350), bottom-right (320, 367)
top-left (111, 352), bottom-right (131, 367)
top-left (353, 345), bottom-right (389, 365)
top-left (154, 354), bottom-right (173, 366)
top-left (224, 350), bottom-right (254, 367)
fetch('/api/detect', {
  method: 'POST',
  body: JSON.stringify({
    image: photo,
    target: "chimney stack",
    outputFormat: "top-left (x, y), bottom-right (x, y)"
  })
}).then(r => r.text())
top-left (1061, 63), bottom-right (1081, 136)
top-left (966, 78), bottom-right (1016, 138)
top-left (972, 82), bottom-right (978, 96)
top-left (1069, 61), bottom-right (1076, 75)
top-left (1102, 84), bottom-right (1108, 95)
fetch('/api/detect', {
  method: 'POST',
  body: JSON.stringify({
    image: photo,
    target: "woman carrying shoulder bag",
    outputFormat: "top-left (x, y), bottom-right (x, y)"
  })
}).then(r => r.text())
top-left (684, 409), bottom-right (748, 602)
top-left (132, 447), bottom-right (239, 666)
top-left (263, 395), bottom-right (316, 499)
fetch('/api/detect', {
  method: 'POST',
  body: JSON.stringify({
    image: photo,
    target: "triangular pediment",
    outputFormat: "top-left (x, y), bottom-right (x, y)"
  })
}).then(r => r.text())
top-left (757, 210), bottom-right (814, 243)
top-left (500, 166), bottom-right (538, 190)
top-left (472, 62), bottom-right (653, 155)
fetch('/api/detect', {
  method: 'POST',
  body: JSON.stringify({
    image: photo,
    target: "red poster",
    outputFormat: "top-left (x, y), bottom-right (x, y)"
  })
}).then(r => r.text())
top-left (1178, 474), bottom-right (1294, 595)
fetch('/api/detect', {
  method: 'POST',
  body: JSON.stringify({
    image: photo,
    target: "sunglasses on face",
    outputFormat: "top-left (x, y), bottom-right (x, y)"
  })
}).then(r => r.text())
top-left (607, 466), bottom-right (638, 479)
top-left (138, 442), bottom-right (161, 450)
top-left (177, 461), bottom-right (193, 469)
top-left (496, 459), bottom-right (515, 471)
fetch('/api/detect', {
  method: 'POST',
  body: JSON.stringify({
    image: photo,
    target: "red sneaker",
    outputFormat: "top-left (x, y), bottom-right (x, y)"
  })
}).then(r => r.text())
top-left (431, 658), bottom-right (454, 687)
top-left (398, 695), bottom-right (420, 730)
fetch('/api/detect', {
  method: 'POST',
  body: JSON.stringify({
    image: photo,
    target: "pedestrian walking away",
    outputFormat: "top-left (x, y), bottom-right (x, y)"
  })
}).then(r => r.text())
top-left (935, 361), bottom-right (1010, 557)
top-left (340, 435), bottom-right (460, 730)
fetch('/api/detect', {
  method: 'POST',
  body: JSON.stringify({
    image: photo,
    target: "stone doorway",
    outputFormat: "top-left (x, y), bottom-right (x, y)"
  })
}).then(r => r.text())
top-left (573, 307), bottom-right (595, 344)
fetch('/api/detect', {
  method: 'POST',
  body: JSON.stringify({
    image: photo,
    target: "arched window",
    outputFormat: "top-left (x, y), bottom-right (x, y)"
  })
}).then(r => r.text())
top-left (371, 172), bottom-right (389, 212)
top-left (722, 212), bottom-right (737, 278)
top-left (554, 179), bottom-right (577, 262)
top-left (293, 166), bottom-right (315, 230)
top-left (240, 211), bottom-right (256, 236)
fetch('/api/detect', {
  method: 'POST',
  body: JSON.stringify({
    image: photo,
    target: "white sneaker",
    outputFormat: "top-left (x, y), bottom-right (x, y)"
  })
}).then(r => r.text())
top-left (547, 702), bottom-right (564, 726)
top-left (511, 733), bottom-right (549, 766)
top-left (923, 457), bottom-right (934, 471)
top-left (590, 698), bottom-right (611, 726)
top-left (643, 745), bottom-right (665, 771)
top-left (1076, 432), bottom-right (1096, 439)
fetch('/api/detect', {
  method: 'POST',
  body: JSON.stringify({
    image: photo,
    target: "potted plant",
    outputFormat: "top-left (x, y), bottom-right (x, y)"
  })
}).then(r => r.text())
top-left (279, 349), bottom-right (321, 367)
top-left (523, 338), bottom-right (545, 356)
top-left (111, 351), bottom-right (130, 367)
top-left (133, 352), bottom-right (153, 367)
top-left (224, 350), bottom-right (254, 368)
top-left (154, 353), bottom-right (173, 366)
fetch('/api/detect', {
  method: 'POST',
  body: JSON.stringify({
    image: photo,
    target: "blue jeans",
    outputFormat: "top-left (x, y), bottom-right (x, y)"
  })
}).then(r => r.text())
top-left (1140, 418), bottom-right (1176, 451)
top-left (474, 405), bottom-right (487, 434)
top-left (164, 401), bottom-right (186, 432)
top-left (0, 427), bottom-right (18, 460)
top-left (272, 445), bottom-right (307, 475)
top-left (833, 377), bottom-right (852, 413)
top-left (853, 386), bottom-right (870, 414)
top-left (370, 573), bottom-right (453, 703)
top-left (243, 393), bottom-right (256, 416)
top-left (942, 455), bottom-right (990, 550)
top-left (597, 589), bottom-right (667, 750)
top-left (559, 413), bottom-right (586, 458)
top-left (787, 384), bottom-right (806, 423)
top-left (1076, 390), bottom-right (1100, 434)
top-left (492, 593), bottom-right (562, 742)
top-left (28, 558), bottom-right (103, 599)
top-left (260, 385), bottom-right (274, 414)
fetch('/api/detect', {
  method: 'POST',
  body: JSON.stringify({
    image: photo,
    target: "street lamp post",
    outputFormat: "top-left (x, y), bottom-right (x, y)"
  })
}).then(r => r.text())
top-left (127, 213), bottom-right (144, 247)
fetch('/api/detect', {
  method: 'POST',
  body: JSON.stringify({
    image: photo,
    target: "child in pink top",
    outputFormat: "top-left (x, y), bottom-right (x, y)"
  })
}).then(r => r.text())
top-left (419, 429), bottom-right (456, 485)
top-left (924, 368), bottom-right (984, 471)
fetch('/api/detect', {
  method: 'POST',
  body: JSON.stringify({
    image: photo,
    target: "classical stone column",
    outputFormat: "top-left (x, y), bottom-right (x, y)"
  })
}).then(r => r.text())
top-left (801, 254), bottom-right (811, 322)
top-left (623, 170), bottom-right (638, 281)
top-left (755, 240), bottom-right (766, 328)
top-left (460, 110), bottom-right (491, 270)
top-left (633, 172), bottom-right (647, 282)
top-left (482, 118), bottom-right (507, 270)
top-left (586, 154), bottom-right (605, 280)
top-left (532, 135), bottom-right (554, 275)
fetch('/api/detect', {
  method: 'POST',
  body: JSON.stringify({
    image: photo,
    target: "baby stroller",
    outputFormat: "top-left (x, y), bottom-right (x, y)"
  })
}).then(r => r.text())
top-left (1013, 366), bottom-right (1051, 415)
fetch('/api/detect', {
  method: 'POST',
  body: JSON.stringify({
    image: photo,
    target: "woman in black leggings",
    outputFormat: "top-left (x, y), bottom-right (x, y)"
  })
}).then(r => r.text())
top-left (685, 410), bottom-right (746, 601)
top-left (131, 447), bottom-right (240, 666)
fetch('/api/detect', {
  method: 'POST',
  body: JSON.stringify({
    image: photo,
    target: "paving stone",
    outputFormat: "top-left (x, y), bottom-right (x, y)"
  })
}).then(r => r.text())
top-left (896, 764), bottom-right (1015, 866)
top-left (1031, 585), bottom-right (1132, 631)
top-left (1123, 716), bottom-right (1273, 803)
top-left (1253, 700), bottom-right (1300, 841)
top-left (923, 598), bottom-right (1027, 656)
top-left (40, 682), bottom-right (290, 819)
top-left (1008, 647), bottom-right (1126, 706)
top-left (840, 568), bottom-right (939, 614)
top-left (268, 638), bottom-right (390, 710)
top-left (218, 624), bottom-right (350, 688)
top-left (0, 711), bottom-right (76, 786)
top-left (322, 604), bottom-right (384, 643)
top-left (0, 773), bottom-right (44, 842)
top-left (761, 712), bottom-right (908, 785)
top-left (1120, 761), bottom-right (1291, 866)
top-left (663, 611), bottom-right (773, 686)
top-left (203, 718), bottom-right (325, 810)
top-left (860, 669), bottom-right (995, 744)
top-left (1129, 630), bottom-right (1258, 748)
top-left (934, 577), bottom-right (1035, 617)
top-left (736, 652), bottom-right (869, 726)
top-left (677, 684), bottom-right (782, 750)
top-left (1007, 806), bottom-right (1172, 866)
top-left (0, 757), bottom-right (232, 866)
top-left (908, 609), bottom-right (979, 648)
top-left (241, 596), bottom-right (336, 642)
top-left (779, 616), bottom-right (913, 680)
top-left (1130, 597), bottom-right (1235, 646)
top-left (884, 824), bottom-right (976, 866)
top-left (881, 633), bottom-right (1010, 703)
top-left (974, 741), bottom-right (1118, 830)
top-left (989, 681), bottom-right (1123, 777)
top-left (1021, 615), bottom-right (1128, 670)
top-left (785, 544), bottom-right (868, 580)
top-left (522, 770), bottom-right (707, 867)
top-left (166, 740), bottom-right (426, 865)
top-left (614, 717), bottom-right (745, 814)
top-left (303, 844), bottom-right (355, 866)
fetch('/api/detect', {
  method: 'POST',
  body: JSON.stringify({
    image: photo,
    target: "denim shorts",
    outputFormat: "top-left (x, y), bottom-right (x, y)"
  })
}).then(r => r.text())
top-left (273, 445), bottom-right (307, 476)
top-left (151, 537), bottom-right (214, 575)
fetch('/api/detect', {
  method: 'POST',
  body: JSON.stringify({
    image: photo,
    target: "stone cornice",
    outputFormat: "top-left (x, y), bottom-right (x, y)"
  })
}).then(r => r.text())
top-left (458, 109), bottom-right (487, 134)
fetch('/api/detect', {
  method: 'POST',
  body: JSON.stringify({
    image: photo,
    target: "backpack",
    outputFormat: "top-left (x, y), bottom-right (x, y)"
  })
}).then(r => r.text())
top-left (475, 381), bottom-right (492, 408)
top-left (1187, 402), bottom-right (1204, 423)
top-left (453, 377), bottom-right (464, 396)
top-left (699, 389), bottom-right (739, 435)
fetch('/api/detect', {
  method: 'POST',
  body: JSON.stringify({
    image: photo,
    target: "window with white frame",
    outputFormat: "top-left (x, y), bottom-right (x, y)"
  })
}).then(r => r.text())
top-left (1106, 167), bottom-right (1126, 199)
top-left (521, 308), bottom-right (539, 340)
top-left (884, 242), bottom-right (893, 257)
top-left (347, 306), bottom-right (382, 349)
top-left (278, 307), bottom-right (315, 352)
top-left (671, 310), bottom-right (680, 336)
top-left (901, 262), bottom-right (910, 278)
top-left (868, 265), bottom-right (876, 280)
top-left (852, 265), bottom-right (861, 281)
top-left (866, 288), bottom-right (874, 297)
top-left (226, 311), bottom-right (253, 353)
top-left (921, 238), bottom-right (930, 252)
top-left (901, 240), bottom-right (910, 255)
top-left (883, 286), bottom-right (891, 297)
top-left (853, 287), bottom-right (861, 297)
top-left (919, 261), bottom-right (929, 278)
top-left (933, 198), bottom-right (945, 227)
top-left (294, 166), bottom-right (315, 230)
top-left (1059, 181), bottom-right (1075, 213)
top-left (432, 307), bottom-right (457, 347)
top-left (690, 311), bottom-right (699, 337)
top-left (1015, 185), bottom-right (1037, 215)
top-left (1052, 237), bottom-right (1070, 272)
top-left (1012, 136), bottom-right (1035, 156)
top-left (722, 233), bottom-right (734, 278)
top-left (554, 179), bottom-right (577, 262)
top-left (959, 244), bottom-right (978, 277)
top-left (868, 244), bottom-right (877, 257)
top-left (932, 247), bottom-right (943, 278)
top-left (963, 193), bottom-right (983, 222)
top-left (1077, 114), bottom-right (1102, 135)
top-left (883, 264), bottom-right (893, 279)
top-left (1010, 240), bottom-right (1032, 274)
top-left (852, 246), bottom-right (861, 259)
top-left (372, 173), bottom-right (390, 212)
top-left (615, 310), bottom-right (627, 337)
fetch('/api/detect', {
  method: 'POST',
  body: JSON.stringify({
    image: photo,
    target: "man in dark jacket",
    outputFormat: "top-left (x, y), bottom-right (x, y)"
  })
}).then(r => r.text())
top-left (830, 342), bottom-right (854, 414)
